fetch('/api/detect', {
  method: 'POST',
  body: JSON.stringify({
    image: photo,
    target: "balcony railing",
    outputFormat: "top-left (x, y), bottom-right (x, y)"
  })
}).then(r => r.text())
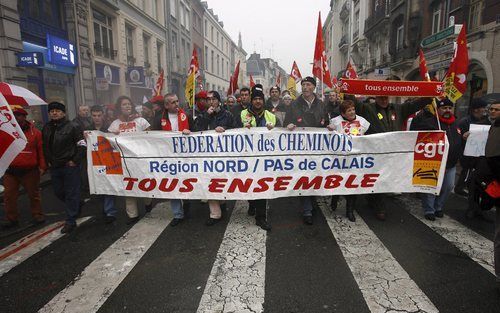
top-left (364, 8), bottom-right (389, 34)
top-left (127, 55), bottom-right (136, 66)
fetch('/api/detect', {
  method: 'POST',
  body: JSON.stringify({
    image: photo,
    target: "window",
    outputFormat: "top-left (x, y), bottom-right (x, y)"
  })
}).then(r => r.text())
top-left (468, 0), bottom-right (483, 31)
top-left (172, 31), bottom-right (178, 70)
top-left (216, 54), bottom-right (220, 76)
top-left (181, 38), bottom-right (186, 67)
top-left (143, 34), bottom-right (150, 67)
top-left (432, 6), bottom-right (441, 34)
top-left (185, 7), bottom-right (190, 31)
top-left (93, 9), bottom-right (114, 59)
top-left (396, 24), bottom-right (404, 50)
top-left (211, 26), bottom-right (214, 42)
top-left (211, 50), bottom-right (214, 73)
top-left (204, 20), bottom-right (208, 37)
top-left (19, 0), bottom-right (62, 28)
top-left (139, 0), bottom-right (146, 11)
top-left (152, 0), bottom-right (158, 19)
top-left (205, 46), bottom-right (208, 70)
top-left (180, 4), bottom-right (185, 27)
top-left (126, 24), bottom-right (135, 65)
top-left (353, 9), bottom-right (360, 39)
top-left (217, 32), bottom-right (220, 48)
top-left (170, 0), bottom-right (176, 18)
top-left (157, 41), bottom-right (163, 73)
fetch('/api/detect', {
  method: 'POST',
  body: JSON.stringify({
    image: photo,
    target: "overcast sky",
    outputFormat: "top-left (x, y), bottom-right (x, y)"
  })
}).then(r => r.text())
top-left (206, 0), bottom-right (331, 76)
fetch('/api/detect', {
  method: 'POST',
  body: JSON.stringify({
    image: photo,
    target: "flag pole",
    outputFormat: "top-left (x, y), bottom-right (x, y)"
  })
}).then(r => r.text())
top-left (193, 73), bottom-right (196, 119)
top-left (320, 56), bottom-right (324, 101)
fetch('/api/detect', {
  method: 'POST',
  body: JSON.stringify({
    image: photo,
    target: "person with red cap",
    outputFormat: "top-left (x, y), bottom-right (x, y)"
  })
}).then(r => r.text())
top-left (1, 106), bottom-right (47, 229)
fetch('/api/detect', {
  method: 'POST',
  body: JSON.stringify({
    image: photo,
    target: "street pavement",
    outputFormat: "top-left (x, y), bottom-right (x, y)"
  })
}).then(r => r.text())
top-left (0, 184), bottom-right (499, 313)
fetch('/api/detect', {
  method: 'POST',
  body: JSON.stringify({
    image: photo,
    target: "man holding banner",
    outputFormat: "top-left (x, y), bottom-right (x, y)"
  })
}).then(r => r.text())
top-left (240, 84), bottom-right (277, 231)
top-left (284, 76), bottom-right (327, 225)
top-left (152, 93), bottom-right (192, 227)
top-left (351, 89), bottom-right (429, 221)
top-left (410, 98), bottom-right (462, 221)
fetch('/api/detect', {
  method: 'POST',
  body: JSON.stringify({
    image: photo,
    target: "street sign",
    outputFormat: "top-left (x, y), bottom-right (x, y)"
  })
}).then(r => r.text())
top-left (427, 58), bottom-right (452, 72)
top-left (424, 43), bottom-right (454, 60)
top-left (374, 68), bottom-right (390, 76)
top-left (16, 52), bottom-right (44, 67)
top-left (46, 34), bottom-right (77, 67)
top-left (421, 25), bottom-right (462, 47)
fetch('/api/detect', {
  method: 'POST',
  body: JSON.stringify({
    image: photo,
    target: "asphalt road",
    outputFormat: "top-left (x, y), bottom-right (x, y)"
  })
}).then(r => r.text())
top-left (0, 184), bottom-right (498, 313)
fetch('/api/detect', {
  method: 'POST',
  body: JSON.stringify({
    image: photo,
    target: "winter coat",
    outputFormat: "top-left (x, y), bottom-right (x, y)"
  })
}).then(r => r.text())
top-left (241, 107), bottom-right (279, 128)
top-left (284, 94), bottom-right (328, 127)
top-left (355, 98), bottom-right (428, 134)
top-left (73, 116), bottom-right (93, 131)
top-left (410, 110), bottom-right (462, 169)
top-left (42, 118), bottom-right (86, 168)
top-left (8, 122), bottom-right (46, 171)
top-left (230, 103), bottom-right (250, 127)
top-left (193, 108), bottom-right (236, 131)
top-left (325, 101), bottom-right (340, 121)
top-left (485, 118), bottom-right (500, 181)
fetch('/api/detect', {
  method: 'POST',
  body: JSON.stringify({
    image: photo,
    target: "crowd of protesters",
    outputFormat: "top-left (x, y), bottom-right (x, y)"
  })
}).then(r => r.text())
top-left (1, 77), bottom-right (499, 288)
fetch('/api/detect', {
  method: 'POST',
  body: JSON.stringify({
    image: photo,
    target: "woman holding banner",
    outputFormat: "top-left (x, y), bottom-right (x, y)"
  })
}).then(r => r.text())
top-left (327, 100), bottom-right (370, 222)
top-left (108, 96), bottom-right (153, 225)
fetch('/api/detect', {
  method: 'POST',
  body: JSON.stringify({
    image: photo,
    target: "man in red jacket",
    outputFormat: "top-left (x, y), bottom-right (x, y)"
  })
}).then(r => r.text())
top-left (1, 106), bottom-right (47, 228)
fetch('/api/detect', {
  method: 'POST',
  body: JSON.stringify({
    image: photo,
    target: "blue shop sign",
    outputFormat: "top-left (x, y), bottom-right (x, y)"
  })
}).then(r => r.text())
top-left (22, 42), bottom-right (75, 74)
top-left (46, 34), bottom-right (77, 67)
top-left (95, 62), bottom-right (120, 85)
top-left (17, 52), bottom-right (44, 67)
top-left (127, 67), bottom-right (145, 86)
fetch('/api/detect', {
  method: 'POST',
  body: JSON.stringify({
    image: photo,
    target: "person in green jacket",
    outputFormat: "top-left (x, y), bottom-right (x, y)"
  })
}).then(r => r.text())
top-left (240, 84), bottom-right (278, 231)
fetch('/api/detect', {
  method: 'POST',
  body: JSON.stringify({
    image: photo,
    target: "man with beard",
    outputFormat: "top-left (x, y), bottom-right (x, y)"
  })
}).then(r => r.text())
top-left (284, 76), bottom-right (328, 225)
top-left (231, 87), bottom-right (251, 127)
top-left (239, 84), bottom-right (278, 231)
top-left (325, 89), bottom-right (341, 121)
top-left (410, 98), bottom-right (462, 220)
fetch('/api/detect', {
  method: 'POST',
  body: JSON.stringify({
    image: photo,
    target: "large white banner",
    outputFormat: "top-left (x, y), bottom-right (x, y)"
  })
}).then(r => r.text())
top-left (87, 128), bottom-right (449, 200)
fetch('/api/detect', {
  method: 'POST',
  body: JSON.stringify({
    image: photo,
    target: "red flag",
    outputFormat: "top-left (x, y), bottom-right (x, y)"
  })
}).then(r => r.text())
top-left (290, 61), bottom-right (302, 83)
top-left (276, 72), bottom-right (281, 87)
top-left (418, 49), bottom-right (430, 81)
top-left (444, 25), bottom-right (469, 102)
top-left (250, 75), bottom-right (255, 88)
top-left (312, 12), bottom-right (333, 88)
top-left (343, 61), bottom-right (358, 79)
top-left (228, 60), bottom-right (240, 95)
top-left (153, 69), bottom-right (165, 96)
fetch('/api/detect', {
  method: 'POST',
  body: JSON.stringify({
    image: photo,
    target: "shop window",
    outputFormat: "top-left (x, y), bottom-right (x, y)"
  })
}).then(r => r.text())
top-left (93, 9), bottom-right (115, 60)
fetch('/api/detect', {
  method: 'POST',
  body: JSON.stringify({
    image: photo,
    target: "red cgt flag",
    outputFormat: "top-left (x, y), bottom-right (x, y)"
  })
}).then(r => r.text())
top-left (249, 75), bottom-right (255, 88)
top-left (312, 12), bottom-right (333, 88)
top-left (444, 25), bottom-right (469, 102)
top-left (276, 72), bottom-right (281, 87)
top-left (418, 49), bottom-right (430, 81)
top-left (153, 68), bottom-right (165, 97)
top-left (343, 60), bottom-right (358, 79)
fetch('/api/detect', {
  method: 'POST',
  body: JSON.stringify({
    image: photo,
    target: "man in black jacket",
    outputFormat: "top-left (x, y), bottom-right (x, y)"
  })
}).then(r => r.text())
top-left (284, 77), bottom-right (327, 225)
top-left (483, 96), bottom-right (500, 292)
top-left (42, 102), bottom-right (86, 233)
top-left (192, 90), bottom-right (235, 131)
top-left (410, 98), bottom-right (462, 221)
top-left (455, 98), bottom-right (489, 196)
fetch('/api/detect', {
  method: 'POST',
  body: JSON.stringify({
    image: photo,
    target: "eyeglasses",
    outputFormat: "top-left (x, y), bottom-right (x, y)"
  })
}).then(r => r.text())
top-left (489, 107), bottom-right (500, 112)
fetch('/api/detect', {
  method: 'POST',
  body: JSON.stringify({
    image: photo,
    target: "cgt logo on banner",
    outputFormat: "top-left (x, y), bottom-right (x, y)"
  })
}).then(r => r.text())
top-left (86, 129), bottom-right (449, 200)
top-left (412, 132), bottom-right (447, 187)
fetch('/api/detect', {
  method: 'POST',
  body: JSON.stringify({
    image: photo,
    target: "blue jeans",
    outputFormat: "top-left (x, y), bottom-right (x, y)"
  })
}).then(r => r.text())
top-left (50, 165), bottom-right (81, 225)
top-left (421, 166), bottom-right (456, 215)
top-left (171, 199), bottom-right (184, 219)
top-left (301, 196), bottom-right (314, 216)
top-left (103, 195), bottom-right (117, 217)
